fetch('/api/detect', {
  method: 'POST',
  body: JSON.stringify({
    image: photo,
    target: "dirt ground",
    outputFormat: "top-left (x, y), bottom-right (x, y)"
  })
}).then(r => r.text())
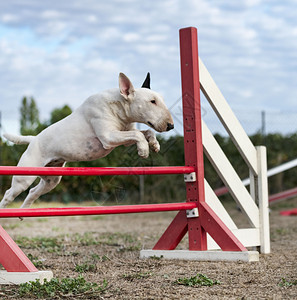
top-left (0, 198), bottom-right (296, 299)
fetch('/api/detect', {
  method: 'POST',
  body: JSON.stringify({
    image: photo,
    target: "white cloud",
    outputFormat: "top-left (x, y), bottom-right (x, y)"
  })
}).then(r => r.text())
top-left (0, 0), bottom-right (297, 137)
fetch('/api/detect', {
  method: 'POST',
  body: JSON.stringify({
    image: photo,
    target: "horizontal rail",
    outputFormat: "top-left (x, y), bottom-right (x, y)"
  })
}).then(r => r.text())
top-left (0, 202), bottom-right (197, 218)
top-left (215, 158), bottom-right (297, 197)
top-left (0, 166), bottom-right (195, 176)
top-left (280, 208), bottom-right (297, 216)
top-left (269, 187), bottom-right (297, 204)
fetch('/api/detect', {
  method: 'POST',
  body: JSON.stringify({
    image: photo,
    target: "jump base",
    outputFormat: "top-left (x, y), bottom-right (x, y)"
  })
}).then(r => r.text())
top-left (140, 250), bottom-right (259, 262)
top-left (0, 270), bottom-right (53, 285)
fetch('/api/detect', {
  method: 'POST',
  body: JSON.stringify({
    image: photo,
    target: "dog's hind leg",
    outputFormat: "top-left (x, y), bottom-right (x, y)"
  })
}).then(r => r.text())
top-left (20, 160), bottom-right (66, 208)
top-left (20, 175), bottom-right (63, 208)
top-left (0, 175), bottom-right (37, 208)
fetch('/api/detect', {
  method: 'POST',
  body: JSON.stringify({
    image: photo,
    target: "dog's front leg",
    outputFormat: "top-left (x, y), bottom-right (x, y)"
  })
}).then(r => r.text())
top-left (99, 130), bottom-right (150, 158)
top-left (141, 130), bottom-right (160, 153)
top-left (123, 129), bottom-right (160, 153)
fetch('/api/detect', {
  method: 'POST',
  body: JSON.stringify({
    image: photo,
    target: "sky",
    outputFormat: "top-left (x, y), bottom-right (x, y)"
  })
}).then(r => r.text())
top-left (1, 0), bottom-right (297, 138)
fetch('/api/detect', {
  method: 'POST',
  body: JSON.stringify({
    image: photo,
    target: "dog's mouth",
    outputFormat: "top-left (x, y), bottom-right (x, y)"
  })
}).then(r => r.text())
top-left (147, 121), bottom-right (169, 132)
top-left (147, 121), bottom-right (156, 130)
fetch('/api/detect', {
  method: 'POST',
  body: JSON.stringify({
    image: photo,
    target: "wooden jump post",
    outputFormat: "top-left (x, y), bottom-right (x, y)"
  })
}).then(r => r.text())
top-left (0, 27), bottom-right (269, 284)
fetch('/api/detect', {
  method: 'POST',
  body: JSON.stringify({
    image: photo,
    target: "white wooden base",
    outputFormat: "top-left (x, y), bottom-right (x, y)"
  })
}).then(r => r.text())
top-left (0, 270), bottom-right (53, 285)
top-left (140, 250), bottom-right (259, 262)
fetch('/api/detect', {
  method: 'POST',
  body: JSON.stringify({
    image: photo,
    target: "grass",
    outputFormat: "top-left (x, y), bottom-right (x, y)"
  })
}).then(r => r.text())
top-left (279, 278), bottom-right (297, 288)
top-left (16, 236), bottom-right (63, 253)
top-left (90, 215), bottom-right (104, 221)
top-left (122, 272), bottom-right (152, 281)
top-left (72, 232), bottom-right (100, 246)
top-left (14, 276), bottom-right (108, 299)
top-left (72, 231), bottom-right (141, 251)
top-left (91, 253), bottom-right (111, 262)
top-left (2, 223), bottom-right (21, 230)
top-left (14, 231), bottom-right (140, 262)
top-left (27, 254), bottom-right (46, 269)
top-left (175, 273), bottom-right (221, 287)
top-left (99, 232), bottom-right (141, 251)
top-left (75, 262), bottom-right (97, 273)
top-left (74, 252), bottom-right (111, 273)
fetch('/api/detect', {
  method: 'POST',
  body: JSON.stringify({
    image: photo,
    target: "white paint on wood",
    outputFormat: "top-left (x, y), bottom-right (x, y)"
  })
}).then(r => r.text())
top-left (257, 146), bottom-right (271, 254)
top-left (140, 250), bottom-right (259, 262)
top-left (205, 179), bottom-right (237, 229)
top-left (202, 120), bottom-right (259, 228)
top-left (0, 270), bottom-right (53, 285)
top-left (207, 228), bottom-right (260, 250)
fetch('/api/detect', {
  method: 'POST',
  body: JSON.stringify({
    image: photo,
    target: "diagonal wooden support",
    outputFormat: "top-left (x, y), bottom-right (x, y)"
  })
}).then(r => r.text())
top-left (199, 202), bottom-right (247, 251)
top-left (0, 225), bottom-right (37, 272)
top-left (0, 225), bottom-right (53, 285)
top-left (153, 211), bottom-right (188, 250)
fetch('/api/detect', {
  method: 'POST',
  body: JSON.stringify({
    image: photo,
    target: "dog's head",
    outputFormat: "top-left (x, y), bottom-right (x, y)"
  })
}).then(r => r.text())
top-left (119, 73), bottom-right (174, 132)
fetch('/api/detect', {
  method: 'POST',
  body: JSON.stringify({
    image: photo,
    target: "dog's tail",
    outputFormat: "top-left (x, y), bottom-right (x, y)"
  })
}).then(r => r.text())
top-left (3, 133), bottom-right (35, 145)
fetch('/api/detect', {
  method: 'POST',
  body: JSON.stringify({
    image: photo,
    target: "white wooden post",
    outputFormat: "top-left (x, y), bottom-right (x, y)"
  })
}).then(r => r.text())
top-left (257, 146), bottom-right (270, 254)
top-left (249, 169), bottom-right (256, 202)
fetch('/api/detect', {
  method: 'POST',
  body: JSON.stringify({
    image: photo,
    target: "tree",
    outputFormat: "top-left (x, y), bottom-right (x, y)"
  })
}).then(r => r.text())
top-left (20, 97), bottom-right (40, 135)
top-left (50, 105), bottom-right (72, 124)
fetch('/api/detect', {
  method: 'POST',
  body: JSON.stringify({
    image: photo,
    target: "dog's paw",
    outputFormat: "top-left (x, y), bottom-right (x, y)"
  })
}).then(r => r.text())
top-left (143, 130), bottom-right (160, 153)
top-left (149, 140), bottom-right (160, 153)
top-left (138, 148), bottom-right (149, 159)
top-left (137, 142), bottom-right (149, 158)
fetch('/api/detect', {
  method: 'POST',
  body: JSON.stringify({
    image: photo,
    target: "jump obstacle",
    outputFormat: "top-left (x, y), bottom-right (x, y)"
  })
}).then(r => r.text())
top-left (0, 27), bottom-right (270, 284)
top-left (214, 156), bottom-right (297, 214)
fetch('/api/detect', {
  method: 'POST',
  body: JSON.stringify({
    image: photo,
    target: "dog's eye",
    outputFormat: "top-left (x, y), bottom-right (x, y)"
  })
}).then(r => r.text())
top-left (150, 100), bottom-right (156, 104)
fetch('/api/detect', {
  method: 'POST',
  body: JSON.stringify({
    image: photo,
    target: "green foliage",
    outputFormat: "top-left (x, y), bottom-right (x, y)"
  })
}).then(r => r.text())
top-left (175, 273), bottom-right (221, 287)
top-left (15, 236), bottom-right (63, 253)
top-left (122, 272), bottom-right (152, 281)
top-left (17, 276), bottom-right (108, 298)
top-left (73, 232), bottom-right (100, 246)
top-left (75, 262), bottom-right (97, 273)
top-left (20, 96), bottom-right (40, 135)
top-left (50, 105), bottom-right (72, 124)
top-left (72, 231), bottom-right (140, 251)
top-left (279, 278), bottom-right (297, 287)
top-left (27, 253), bottom-right (46, 269)
top-left (90, 253), bottom-right (111, 262)
top-left (99, 232), bottom-right (141, 251)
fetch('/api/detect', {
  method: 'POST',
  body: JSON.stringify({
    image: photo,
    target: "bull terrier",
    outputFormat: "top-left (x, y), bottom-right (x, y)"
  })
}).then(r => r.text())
top-left (0, 73), bottom-right (174, 208)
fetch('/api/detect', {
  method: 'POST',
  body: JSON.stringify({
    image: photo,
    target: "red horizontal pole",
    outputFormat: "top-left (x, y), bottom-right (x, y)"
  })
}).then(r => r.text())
top-left (0, 202), bottom-right (197, 218)
top-left (0, 166), bottom-right (194, 176)
top-left (280, 208), bottom-right (297, 216)
top-left (269, 186), bottom-right (297, 203)
top-left (214, 186), bottom-right (228, 197)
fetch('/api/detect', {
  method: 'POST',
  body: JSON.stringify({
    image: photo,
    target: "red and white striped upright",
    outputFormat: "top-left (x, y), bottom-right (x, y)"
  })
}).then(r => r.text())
top-left (152, 27), bottom-right (246, 253)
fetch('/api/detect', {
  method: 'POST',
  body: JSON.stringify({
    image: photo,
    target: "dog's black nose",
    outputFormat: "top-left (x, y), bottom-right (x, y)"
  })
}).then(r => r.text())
top-left (166, 123), bottom-right (174, 131)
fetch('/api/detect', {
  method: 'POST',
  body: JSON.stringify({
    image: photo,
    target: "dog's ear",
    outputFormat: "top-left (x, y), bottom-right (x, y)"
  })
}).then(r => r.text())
top-left (141, 72), bottom-right (150, 89)
top-left (119, 73), bottom-right (135, 100)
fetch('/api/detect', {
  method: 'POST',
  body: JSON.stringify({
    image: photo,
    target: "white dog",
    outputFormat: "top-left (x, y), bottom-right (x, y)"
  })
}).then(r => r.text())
top-left (0, 73), bottom-right (174, 208)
